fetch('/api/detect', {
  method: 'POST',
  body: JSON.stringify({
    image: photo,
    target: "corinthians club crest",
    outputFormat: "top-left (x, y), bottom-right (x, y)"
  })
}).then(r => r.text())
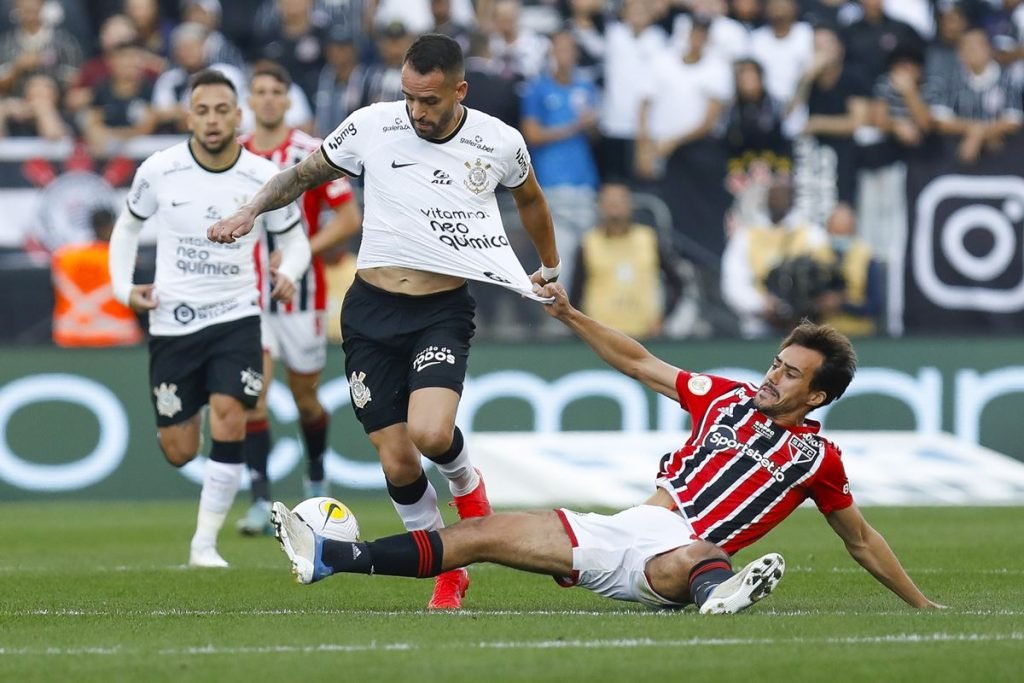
top-left (153, 382), bottom-right (182, 418)
top-left (349, 371), bottom-right (372, 409)
top-left (464, 158), bottom-right (491, 195)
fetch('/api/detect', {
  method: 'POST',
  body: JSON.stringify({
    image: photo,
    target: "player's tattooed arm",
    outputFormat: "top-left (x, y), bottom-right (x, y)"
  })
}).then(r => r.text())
top-left (248, 150), bottom-right (343, 214)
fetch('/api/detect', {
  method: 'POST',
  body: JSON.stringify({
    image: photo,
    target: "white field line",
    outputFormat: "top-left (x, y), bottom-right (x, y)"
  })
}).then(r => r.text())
top-left (7, 607), bottom-right (1024, 618)
top-left (1, 633), bottom-right (1021, 657)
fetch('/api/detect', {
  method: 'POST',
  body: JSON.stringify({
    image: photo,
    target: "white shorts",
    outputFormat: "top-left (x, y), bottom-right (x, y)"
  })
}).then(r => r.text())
top-left (554, 505), bottom-right (698, 608)
top-left (261, 311), bottom-right (327, 375)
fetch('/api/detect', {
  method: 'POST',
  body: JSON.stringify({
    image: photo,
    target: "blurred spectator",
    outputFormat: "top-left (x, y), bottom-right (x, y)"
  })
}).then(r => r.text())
top-left (796, 0), bottom-right (852, 30)
top-left (0, 72), bottom-right (70, 139)
top-left (726, 58), bottom-right (792, 177)
top-left (790, 27), bottom-right (869, 204)
top-left (431, 0), bottom-right (473, 53)
top-left (750, 0), bottom-right (813, 106)
top-left (671, 0), bottom-right (751, 64)
top-left (721, 174), bottom-right (834, 337)
top-left (841, 0), bottom-right (924, 87)
top-left (818, 201), bottom-right (884, 336)
top-left (254, 0), bottom-right (327, 103)
top-left (360, 21), bottom-right (414, 106)
top-left (563, 0), bottom-right (607, 84)
top-left (463, 30), bottom-right (521, 128)
top-left (51, 207), bottom-right (143, 348)
top-left (731, 0), bottom-right (763, 30)
top-left (981, 0), bottom-right (1024, 66)
top-left (929, 28), bottom-right (1024, 164)
top-left (638, 15), bottom-right (732, 263)
top-left (124, 0), bottom-right (173, 58)
top-left (925, 2), bottom-right (970, 90)
top-left (599, 0), bottom-right (668, 181)
top-left (151, 22), bottom-right (244, 132)
top-left (373, 0), bottom-right (476, 36)
top-left (488, 0), bottom-right (551, 81)
top-left (0, 0), bottom-right (83, 95)
top-left (182, 0), bottom-right (246, 72)
top-left (66, 13), bottom-right (162, 114)
top-left (314, 25), bottom-right (364, 139)
top-left (862, 46), bottom-right (930, 260)
top-left (569, 182), bottom-right (684, 339)
top-left (83, 40), bottom-right (157, 156)
top-left (521, 27), bottom-right (600, 291)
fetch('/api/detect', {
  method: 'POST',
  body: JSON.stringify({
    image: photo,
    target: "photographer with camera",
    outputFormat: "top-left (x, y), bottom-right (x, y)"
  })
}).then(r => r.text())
top-left (722, 174), bottom-right (843, 337)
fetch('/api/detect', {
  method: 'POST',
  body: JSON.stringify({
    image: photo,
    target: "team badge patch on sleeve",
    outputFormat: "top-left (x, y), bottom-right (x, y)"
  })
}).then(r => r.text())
top-left (153, 383), bottom-right (182, 418)
top-left (688, 374), bottom-right (712, 396)
top-left (349, 371), bottom-right (372, 409)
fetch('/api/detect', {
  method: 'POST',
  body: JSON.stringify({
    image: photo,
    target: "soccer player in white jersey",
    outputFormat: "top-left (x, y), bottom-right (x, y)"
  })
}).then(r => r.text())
top-left (109, 70), bottom-right (311, 568)
top-left (209, 34), bottom-right (561, 608)
top-left (269, 307), bottom-right (942, 612)
top-left (235, 62), bottom-right (363, 536)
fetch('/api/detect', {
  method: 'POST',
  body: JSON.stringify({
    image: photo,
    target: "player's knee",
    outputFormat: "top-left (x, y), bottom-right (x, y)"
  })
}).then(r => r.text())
top-left (380, 457), bottom-right (423, 487)
top-left (294, 399), bottom-right (323, 424)
top-left (408, 424), bottom-right (453, 458)
top-left (685, 540), bottom-right (729, 565)
top-left (158, 437), bottom-right (197, 468)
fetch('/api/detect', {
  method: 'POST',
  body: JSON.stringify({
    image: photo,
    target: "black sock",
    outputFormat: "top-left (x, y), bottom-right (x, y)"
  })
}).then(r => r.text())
top-left (688, 558), bottom-right (734, 607)
top-left (209, 438), bottom-right (244, 464)
top-left (429, 426), bottom-right (463, 465)
top-left (302, 413), bottom-right (328, 481)
top-left (321, 530), bottom-right (444, 578)
top-left (386, 470), bottom-right (429, 505)
top-left (244, 420), bottom-right (271, 501)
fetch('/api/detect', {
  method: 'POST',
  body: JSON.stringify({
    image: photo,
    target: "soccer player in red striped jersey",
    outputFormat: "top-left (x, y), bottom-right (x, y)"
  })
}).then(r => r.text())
top-left (538, 282), bottom-right (943, 609)
top-left (236, 62), bottom-right (362, 535)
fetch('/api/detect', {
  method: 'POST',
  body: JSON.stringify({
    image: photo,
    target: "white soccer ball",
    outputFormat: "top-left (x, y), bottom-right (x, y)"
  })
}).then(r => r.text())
top-left (292, 496), bottom-right (361, 542)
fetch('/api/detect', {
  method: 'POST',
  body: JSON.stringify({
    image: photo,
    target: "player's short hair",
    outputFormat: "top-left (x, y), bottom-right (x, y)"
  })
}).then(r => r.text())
top-left (780, 321), bottom-right (857, 405)
top-left (250, 60), bottom-right (292, 89)
top-left (189, 68), bottom-right (237, 97)
top-left (404, 33), bottom-right (464, 80)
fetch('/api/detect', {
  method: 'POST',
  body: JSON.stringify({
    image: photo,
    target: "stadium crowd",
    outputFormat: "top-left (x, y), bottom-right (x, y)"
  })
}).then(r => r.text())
top-left (2, 0), bottom-right (1023, 341)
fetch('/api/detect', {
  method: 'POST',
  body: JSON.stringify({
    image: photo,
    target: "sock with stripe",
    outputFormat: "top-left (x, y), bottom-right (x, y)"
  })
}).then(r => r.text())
top-left (427, 427), bottom-right (479, 497)
top-left (387, 470), bottom-right (444, 531)
top-left (688, 558), bottom-right (735, 608)
top-left (301, 412), bottom-right (328, 482)
top-left (321, 530), bottom-right (444, 578)
top-left (244, 419), bottom-right (271, 502)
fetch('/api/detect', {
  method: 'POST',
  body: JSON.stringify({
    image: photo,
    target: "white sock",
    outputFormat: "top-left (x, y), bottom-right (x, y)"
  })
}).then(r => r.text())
top-left (434, 444), bottom-right (479, 497)
top-left (191, 459), bottom-right (243, 549)
top-left (391, 479), bottom-right (444, 531)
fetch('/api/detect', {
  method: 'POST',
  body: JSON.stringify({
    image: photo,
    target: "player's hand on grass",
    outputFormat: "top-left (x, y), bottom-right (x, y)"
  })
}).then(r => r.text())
top-left (207, 207), bottom-right (256, 244)
top-left (127, 284), bottom-right (158, 312)
top-left (270, 269), bottom-right (296, 302)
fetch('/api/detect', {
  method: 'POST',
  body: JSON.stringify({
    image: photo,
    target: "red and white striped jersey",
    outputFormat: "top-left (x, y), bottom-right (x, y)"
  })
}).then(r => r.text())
top-left (658, 370), bottom-right (853, 556)
top-left (239, 128), bottom-right (355, 314)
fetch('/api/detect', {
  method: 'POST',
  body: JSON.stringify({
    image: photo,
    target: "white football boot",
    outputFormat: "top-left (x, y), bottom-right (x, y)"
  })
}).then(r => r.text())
top-left (188, 544), bottom-right (229, 569)
top-left (271, 501), bottom-right (331, 584)
top-left (699, 553), bottom-right (785, 614)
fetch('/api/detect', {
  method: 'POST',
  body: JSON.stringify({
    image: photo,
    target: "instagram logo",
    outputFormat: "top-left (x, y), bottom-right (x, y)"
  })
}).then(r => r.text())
top-left (913, 175), bottom-right (1024, 312)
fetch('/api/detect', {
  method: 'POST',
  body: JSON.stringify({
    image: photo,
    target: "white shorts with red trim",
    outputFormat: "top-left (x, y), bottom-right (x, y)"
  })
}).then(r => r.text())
top-left (554, 505), bottom-right (698, 608)
top-left (261, 311), bottom-right (327, 375)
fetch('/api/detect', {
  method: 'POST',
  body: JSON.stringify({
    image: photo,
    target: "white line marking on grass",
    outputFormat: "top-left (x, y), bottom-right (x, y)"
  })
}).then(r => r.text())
top-left (788, 566), bottom-right (1024, 576)
top-left (4, 633), bottom-right (1022, 657)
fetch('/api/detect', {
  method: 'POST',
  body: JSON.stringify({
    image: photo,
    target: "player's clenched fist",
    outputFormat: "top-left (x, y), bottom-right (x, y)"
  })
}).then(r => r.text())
top-left (207, 208), bottom-right (256, 244)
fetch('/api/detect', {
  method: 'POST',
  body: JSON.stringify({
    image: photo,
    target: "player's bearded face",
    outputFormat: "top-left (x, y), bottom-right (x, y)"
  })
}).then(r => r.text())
top-left (401, 65), bottom-right (467, 140)
top-left (188, 84), bottom-right (241, 154)
top-left (753, 345), bottom-right (826, 419)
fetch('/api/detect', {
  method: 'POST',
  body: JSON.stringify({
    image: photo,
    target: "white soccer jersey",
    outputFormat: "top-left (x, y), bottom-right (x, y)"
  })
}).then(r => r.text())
top-left (320, 101), bottom-right (542, 299)
top-left (126, 141), bottom-right (302, 336)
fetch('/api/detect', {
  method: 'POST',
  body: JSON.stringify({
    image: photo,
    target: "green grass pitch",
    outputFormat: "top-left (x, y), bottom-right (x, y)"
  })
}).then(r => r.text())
top-left (1, 499), bottom-right (1021, 682)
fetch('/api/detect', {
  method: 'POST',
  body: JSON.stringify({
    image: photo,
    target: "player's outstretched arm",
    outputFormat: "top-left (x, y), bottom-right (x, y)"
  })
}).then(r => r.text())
top-left (826, 504), bottom-right (945, 609)
top-left (509, 169), bottom-right (561, 284)
top-left (539, 283), bottom-right (681, 401)
top-left (207, 149), bottom-right (344, 244)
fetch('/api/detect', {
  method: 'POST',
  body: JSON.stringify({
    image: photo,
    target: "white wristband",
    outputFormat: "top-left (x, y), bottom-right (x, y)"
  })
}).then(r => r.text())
top-left (540, 261), bottom-right (561, 282)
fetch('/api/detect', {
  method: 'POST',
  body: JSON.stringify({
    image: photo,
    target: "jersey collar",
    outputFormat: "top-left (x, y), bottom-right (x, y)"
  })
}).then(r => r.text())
top-left (426, 105), bottom-right (468, 145)
top-left (188, 140), bottom-right (243, 173)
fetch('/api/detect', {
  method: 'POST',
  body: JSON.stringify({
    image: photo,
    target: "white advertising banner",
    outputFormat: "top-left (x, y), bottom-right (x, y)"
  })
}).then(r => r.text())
top-left (468, 431), bottom-right (1024, 509)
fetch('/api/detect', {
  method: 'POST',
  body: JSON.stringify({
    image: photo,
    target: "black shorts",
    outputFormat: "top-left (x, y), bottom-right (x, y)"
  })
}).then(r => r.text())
top-left (148, 315), bottom-right (263, 427)
top-left (341, 275), bottom-right (476, 434)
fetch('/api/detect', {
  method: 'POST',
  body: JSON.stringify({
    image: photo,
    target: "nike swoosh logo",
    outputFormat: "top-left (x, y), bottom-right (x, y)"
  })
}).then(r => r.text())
top-left (391, 161), bottom-right (417, 168)
top-left (323, 502), bottom-right (341, 530)
top-left (171, 200), bottom-right (190, 207)
top-left (417, 361), bottom-right (442, 371)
